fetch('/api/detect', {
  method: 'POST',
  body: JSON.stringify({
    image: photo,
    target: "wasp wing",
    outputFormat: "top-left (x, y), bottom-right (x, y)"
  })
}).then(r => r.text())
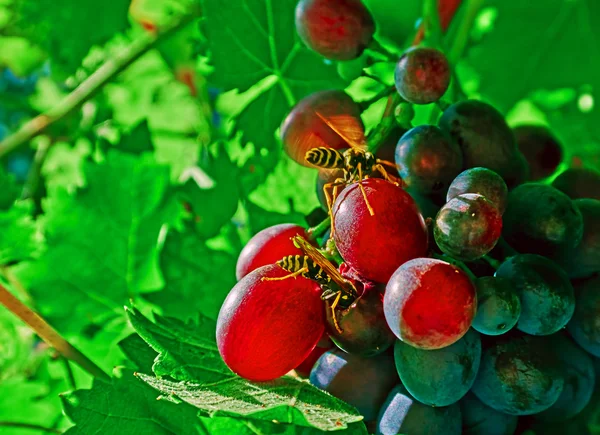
top-left (315, 112), bottom-right (368, 151)
top-left (292, 235), bottom-right (357, 294)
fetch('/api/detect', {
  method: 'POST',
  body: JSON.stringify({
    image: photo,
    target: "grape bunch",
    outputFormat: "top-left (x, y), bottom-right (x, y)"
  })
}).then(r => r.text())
top-left (216, 1), bottom-right (600, 434)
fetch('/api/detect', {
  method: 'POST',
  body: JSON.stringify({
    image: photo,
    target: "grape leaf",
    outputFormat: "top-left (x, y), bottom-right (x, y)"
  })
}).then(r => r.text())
top-left (13, 0), bottom-right (130, 73)
top-left (14, 151), bottom-right (181, 339)
top-left (466, 0), bottom-right (600, 165)
top-left (200, 0), bottom-right (344, 185)
top-left (62, 370), bottom-right (202, 435)
top-left (0, 168), bottom-right (19, 210)
top-left (142, 224), bottom-right (237, 321)
top-left (126, 309), bottom-right (366, 432)
top-left (0, 201), bottom-right (43, 265)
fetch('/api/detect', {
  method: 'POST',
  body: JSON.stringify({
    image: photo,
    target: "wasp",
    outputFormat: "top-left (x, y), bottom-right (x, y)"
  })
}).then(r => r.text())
top-left (303, 98), bottom-right (399, 232)
top-left (262, 235), bottom-right (357, 333)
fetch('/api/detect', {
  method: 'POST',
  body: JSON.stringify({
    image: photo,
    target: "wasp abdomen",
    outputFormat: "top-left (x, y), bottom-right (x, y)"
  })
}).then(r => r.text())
top-left (277, 255), bottom-right (330, 285)
top-left (305, 147), bottom-right (345, 169)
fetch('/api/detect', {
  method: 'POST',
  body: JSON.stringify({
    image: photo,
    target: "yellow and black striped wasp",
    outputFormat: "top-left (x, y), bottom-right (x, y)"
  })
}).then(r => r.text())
top-left (302, 97), bottom-right (399, 232)
top-left (262, 235), bottom-right (357, 333)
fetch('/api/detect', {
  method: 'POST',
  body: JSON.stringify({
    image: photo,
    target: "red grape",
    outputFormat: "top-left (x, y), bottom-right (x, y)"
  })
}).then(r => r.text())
top-left (235, 224), bottom-right (307, 280)
top-left (394, 47), bottom-right (451, 104)
top-left (294, 333), bottom-right (333, 377)
top-left (384, 258), bottom-right (476, 349)
top-left (217, 265), bottom-right (325, 381)
top-left (280, 90), bottom-right (363, 166)
top-left (434, 193), bottom-right (503, 261)
top-left (295, 0), bottom-right (375, 61)
top-left (552, 167), bottom-right (600, 200)
top-left (332, 178), bottom-right (428, 283)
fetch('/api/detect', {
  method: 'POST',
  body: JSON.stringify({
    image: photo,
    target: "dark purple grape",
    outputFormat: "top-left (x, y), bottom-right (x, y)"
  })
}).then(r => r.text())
top-left (536, 333), bottom-right (595, 422)
top-left (471, 335), bottom-right (564, 415)
top-left (295, 0), bottom-right (375, 60)
top-left (376, 384), bottom-right (462, 435)
top-left (472, 277), bottom-right (521, 336)
top-left (394, 47), bottom-right (451, 104)
top-left (438, 100), bottom-right (523, 186)
top-left (325, 265), bottom-right (395, 356)
top-left (502, 183), bottom-right (583, 257)
top-left (460, 392), bottom-right (518, 435)
top-left (552, 199), bottom-right (600, 279)
top-left (447, 167), bottom-right (508, 214)
top-left (567, 275), bottom-right (600, 357)
top-left (514, 125), bottom-right (563, 180)
top-left (394, 125), bottom-right (463, 194)
top-left (552, 167), bottom-right (600, 200)
top-left (434, 194), bottom-right (503, 261)
top-left (310, 349), bottom-right (398, 421)
top-left (495, 254), bottom-right (574, 336)
top-left (394, 328), bottom-right (481, 407)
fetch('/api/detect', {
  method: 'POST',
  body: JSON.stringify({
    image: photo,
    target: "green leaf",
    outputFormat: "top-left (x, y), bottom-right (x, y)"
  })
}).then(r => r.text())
top-left (0, 169), bottom-right (20, 211)
top-left (117, 120), bottom-right (155, 155)
top-left (14, 0), bottom-right (130, 73)
top-left (118, 333), bottom-right (158, 373)
top-left (14, 151), bottom-right (181, 339)
top-left (0, 201), bottom-right (43, 265)
top-left (62, 370), bottom-right (202, 435)
top-left (466, 0), bottom-right (600, 166)
top-left (127, 309), bottom-right (366, 432)
top-left (200, 0), bottom-right (344, 186)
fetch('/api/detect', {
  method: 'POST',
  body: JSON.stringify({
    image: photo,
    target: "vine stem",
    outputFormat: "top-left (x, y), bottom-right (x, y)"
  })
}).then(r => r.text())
top-left (308, 217), bottom-right (331, 239)
top-left (447, 0), bottom-right (485, 64)
top-left (0, 283), bottom-right (109, 380)
top-left (0, 13), bottom-right (197, 158)
top-left (0, 422), bottom-right (61, 434)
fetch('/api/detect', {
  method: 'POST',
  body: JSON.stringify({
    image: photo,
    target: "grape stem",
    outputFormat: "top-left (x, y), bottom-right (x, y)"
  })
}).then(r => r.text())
top-left (308, 216), bottom-right (331, 240)
top-left (367, 93), bottom-right (402, 153)
top-left (447, 0), bottom-right (485, 64)
top-left (0, 12), bottom-right (198, 158)
top-left (481, 255), bottom-right (502, 270)
top-left (0, 282), bottom-right (109, 380)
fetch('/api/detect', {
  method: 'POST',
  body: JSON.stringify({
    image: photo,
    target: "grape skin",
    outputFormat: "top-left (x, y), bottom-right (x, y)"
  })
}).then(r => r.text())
top-left (217, 265), bottom-right (324, 381)
top-left (495, 254), bottom-right (575, 336)
top-left (447, 167), bottom-right (508, 214)
top-left (394, 47), bottom-right (451, 104)
top-left (376, 384), bottom-right (462, 435)
top-left (384, 258), bottom-right (476, 350)
top-left (513, 125), bottom-right (563, 181)
top-left (434, 193), bottom-right (503, 262)
top-left (310, 349), bottom-right (398, 422)
top-left (552, 167), bottom-right (600, 200)
top-left (472, 276), bottom-right (521, 336)
top-left (460, 392), bottom-right (518, 435)
top-left (235, 224), bottom-right (307, 280)
top-left (567, 275), bottom-right (600, 357)
top-left (393, 328), bottom-right (481, 407)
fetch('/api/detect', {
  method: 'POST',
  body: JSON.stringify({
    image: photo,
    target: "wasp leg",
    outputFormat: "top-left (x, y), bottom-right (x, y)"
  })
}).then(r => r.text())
top-left (261, 267), bottom-right (309, 282)
top-left (323, 179), bottom-right (347, 238)
top-left (330, 291), bottom-right (343, 334)
top-left (357, 163), bottom-right (375, 216)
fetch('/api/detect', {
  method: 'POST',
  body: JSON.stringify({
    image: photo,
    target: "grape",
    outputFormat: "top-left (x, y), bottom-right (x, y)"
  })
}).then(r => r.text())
top-left (332, 178), bottom-right (428, 283)
top-left (325, 264), bottom-right (395, 356)
top-left (216, 265), bottom-right (324, 381)
top-left (394, 125), bottom-right (463, 194)
top-left (552, 167), bottom-right (600, 200)
top-left (495, 254), bottom-right (574, 336)
top-left (567, 275), bottom-right (600, 357)
top-left (280, 90), bottom-right (363, 166)
top-left (438, 100), bottom-right (524, 186)
top-left (295, 0), bottom-right (375, 61)
top-left (376, 384), bottom-right (462, 435)
top-left (310, 349), bottom-right (398, 421)
top-left (502, 183), bottom-right (583, 257)
top-left (536, 333), bottom-right (595, 422)
top-left (375, 125), bottom-right (407, 163)
top-left (447, 167), bottom-right (508, 214)
top-left (394, 47), bottom-right (451, 104)
top-left (472, 277), bottom-right (521, 336)
top-left (460, 392), bottom-right (518, 435)
top-left (434, 193), bottom-right (502, 261)
top-left (294, 333), bottom-right (333, 377)
top-left (394, 328), bottom-right (481, 406)
top-left (552, 199), bottom-right (600, 279)
top-left (235, 224), bottom-right (308, 280)
top-left (514, 125), bottom-right (563, 181)
top-left (471, 335), bottom-right (564, 415)
top-left (394, 102), bottom-right (415, 130)
top-left (384, 258), bottom-right (476, 350)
